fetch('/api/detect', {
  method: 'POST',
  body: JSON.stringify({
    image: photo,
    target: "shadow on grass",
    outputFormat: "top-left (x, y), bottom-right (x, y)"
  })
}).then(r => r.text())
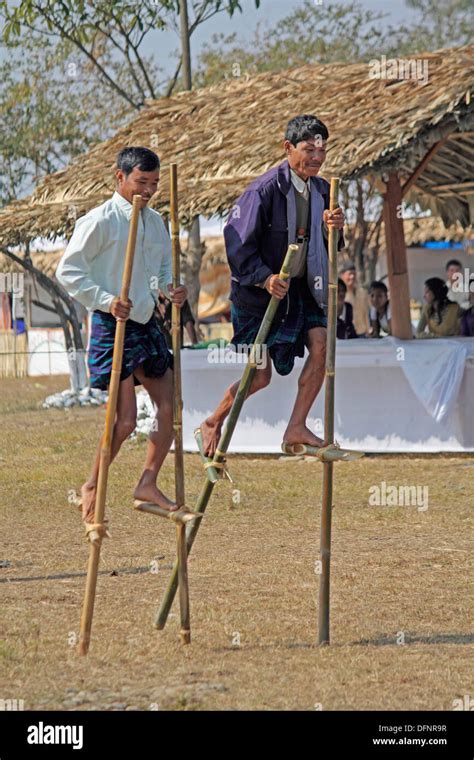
top-left (0, 565), bottom-right (172, 583)
top-left (355, 633), bottom-right (474, 646)
top-left (211, 632), bottom-right (474, 653)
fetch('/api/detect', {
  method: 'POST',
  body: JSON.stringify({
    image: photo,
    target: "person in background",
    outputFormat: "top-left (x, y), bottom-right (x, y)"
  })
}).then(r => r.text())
top-left (460, 275), bottom-right (474, 337)
top-left (339, 263), bottom-right (369, 336)
top-left (445, 258), bottom-right (470, 311)
top-left (416, 277), bottom-right (462, 337)
top-left (337, 278), bottom-right (357, 339)
top-left (156, 290), bottom-right (199, 347)
top-left (368, 280), bottom-right (391, 337)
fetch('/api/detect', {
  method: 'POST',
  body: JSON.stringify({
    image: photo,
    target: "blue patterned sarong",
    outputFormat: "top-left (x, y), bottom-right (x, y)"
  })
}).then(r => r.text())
top-left (88, 310), bottom-right (173, 390)
top-left (230, 277), bottom-right (327, 376)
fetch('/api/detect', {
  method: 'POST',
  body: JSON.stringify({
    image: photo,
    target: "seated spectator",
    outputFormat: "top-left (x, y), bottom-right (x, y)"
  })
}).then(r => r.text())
top-left (460, 275), bottom-right (474, 337)
top-left (368, 280), bottom-right (391, 337)
top-left (445, 258), bottom-right (470, 311)
top-left (339, 263), bottom-right (370, 336)
top-left (416, 277), bottom-right (462, 338)
top-left (337, 279), bottom-right (357, 339)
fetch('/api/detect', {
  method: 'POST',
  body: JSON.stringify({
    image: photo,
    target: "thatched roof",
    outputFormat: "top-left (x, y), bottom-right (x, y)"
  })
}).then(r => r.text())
top-left (0, 250), bottom-right (64, 276)
top-left (0, 44), bottom-right (473, 247)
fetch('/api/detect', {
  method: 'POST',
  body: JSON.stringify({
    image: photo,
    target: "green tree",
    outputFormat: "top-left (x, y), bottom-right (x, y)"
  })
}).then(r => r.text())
top-left (1, 0), bottom-right (262, 318)
top-left (0, 1), bottom-right (261, 106)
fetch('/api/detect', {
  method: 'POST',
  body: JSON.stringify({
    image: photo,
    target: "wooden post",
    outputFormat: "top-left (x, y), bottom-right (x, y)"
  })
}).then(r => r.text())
top-left (154, 244), bottom-right (299, 629)
top-left (317, 178), bottom-right (340, 647)
top-left (78, 193), bottom-right (142, 656)
top-left (383, 172), bottom-right (413, 341)
top-left (169, 163), bottom-right (191, 644)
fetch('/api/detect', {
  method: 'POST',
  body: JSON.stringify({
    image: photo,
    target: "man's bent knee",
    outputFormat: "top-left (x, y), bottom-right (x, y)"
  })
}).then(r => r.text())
top-left (115, 418), bottom-right (136, 439)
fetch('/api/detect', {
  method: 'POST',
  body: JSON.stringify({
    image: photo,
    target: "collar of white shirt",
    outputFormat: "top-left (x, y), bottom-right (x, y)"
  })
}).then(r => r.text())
top-left (111, 190), bottom-right (144, 219)
top-left (290, 168), bottom-right (311, 200)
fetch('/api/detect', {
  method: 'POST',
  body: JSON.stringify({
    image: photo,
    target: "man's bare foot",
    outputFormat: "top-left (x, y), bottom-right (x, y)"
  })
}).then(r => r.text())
top-left (133, 482), bottom-right (179, 511)
top-left (200, 417), bottom-right (222, 458)
top-left (80, 482), bottom-right (97, 524)
top-left (283, 424), bottom-right (326, 448)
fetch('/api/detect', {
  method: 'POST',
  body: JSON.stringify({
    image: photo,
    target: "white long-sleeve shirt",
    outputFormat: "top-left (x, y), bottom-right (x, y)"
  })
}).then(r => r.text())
top-left (56, 191), bottom-right (172, 324)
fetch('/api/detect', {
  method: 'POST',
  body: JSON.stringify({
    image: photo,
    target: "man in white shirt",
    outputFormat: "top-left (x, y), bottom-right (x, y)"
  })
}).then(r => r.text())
top-left (57, 147), bottom-right (187, 524)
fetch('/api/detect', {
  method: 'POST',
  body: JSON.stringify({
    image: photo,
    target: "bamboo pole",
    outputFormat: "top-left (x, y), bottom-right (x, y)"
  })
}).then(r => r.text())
top-left (78, 193), bottom-right (142, 656)
top-left (155, 243), bottom-right (298, 629)
top-left (169, 163), bottom-right (192, 644)
top-left (317, 178), bottom-right (340, 647)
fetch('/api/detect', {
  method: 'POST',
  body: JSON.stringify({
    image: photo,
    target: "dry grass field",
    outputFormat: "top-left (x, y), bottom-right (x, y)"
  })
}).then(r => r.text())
top-left (0, 376), bottom-right (472, 711)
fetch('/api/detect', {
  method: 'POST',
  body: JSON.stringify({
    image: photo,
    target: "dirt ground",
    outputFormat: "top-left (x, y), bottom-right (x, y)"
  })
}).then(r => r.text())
top-left (0, 376), bottom-right (472, 711)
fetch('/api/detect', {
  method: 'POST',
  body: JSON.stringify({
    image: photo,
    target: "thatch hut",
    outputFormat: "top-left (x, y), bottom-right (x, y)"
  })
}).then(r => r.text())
top-left (0, 43), bottom-right (473, 339)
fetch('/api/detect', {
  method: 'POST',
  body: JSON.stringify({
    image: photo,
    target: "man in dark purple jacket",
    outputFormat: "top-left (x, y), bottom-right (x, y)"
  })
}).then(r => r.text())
top-left (201, 114), bottom-right (345, 456)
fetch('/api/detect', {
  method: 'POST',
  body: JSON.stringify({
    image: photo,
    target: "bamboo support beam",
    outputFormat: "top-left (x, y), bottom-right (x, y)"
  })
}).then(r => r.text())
top-left (154, 243), bottom-right (299, 630)
top-left (78, 193), bottom-right (142, 656)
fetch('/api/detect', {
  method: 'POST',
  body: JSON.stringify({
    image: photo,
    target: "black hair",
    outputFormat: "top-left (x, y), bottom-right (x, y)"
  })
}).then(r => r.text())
top-left (369, 280), bottom-right (388, 295)
top-left (285, 114), bottom-right (329, 146)
top-left (116, 146), bottom-right (160, 176)
top-left (337, 278), bottom-right (347, 292)
top-left (425, 277), bottom-right (451, 323)
top-left (445, 259), bottom-right (462, 270)
top-left (339, 263), bottom-right (356, 275)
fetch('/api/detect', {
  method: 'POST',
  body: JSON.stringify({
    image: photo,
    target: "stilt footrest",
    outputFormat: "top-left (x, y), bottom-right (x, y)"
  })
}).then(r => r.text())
top-left (281, 443), bottom-right (364, 462)
top-left (84, 521), bottom-right (111, 546)
top-left (134, 501), bottom-right (203, 524)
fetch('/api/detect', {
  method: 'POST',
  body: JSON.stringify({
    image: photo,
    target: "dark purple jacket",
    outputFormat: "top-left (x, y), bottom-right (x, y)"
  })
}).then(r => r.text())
top-left (224, 159), bottom-right (344, 319)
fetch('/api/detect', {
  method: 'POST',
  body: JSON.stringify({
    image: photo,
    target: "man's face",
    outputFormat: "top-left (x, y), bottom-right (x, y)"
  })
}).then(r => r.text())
top-left (341, 270), bottom-right (356, 289)
top-left (284, 136), bottom-right (327, 179)
top-left (116, 166), bottom-right (160, 208)
top-left (446, 264), bottom-right (462, 283)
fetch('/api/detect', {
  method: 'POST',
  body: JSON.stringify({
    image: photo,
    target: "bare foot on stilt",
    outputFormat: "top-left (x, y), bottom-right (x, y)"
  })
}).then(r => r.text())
top-left (200, 418), bottom-right (222, 458)
top-left (80, 482), bottom-right (97, 524)
top-left (282, 424), bottom-right (326, 448)
top-left (133, 482), bottom-right (179, 512)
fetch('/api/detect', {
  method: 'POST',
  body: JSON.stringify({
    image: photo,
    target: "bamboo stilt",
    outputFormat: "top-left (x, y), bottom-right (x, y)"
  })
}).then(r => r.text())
top-left (78, 193), bottom-right (142, 656)
top-left (169, 163), bottom-right (191, 645)
top-left (281, 442), bottom-right (364, 462)
top-left (194, 428), bottom-right (226, 483)
top-left (154, 243), bottom-right (299, 629)
top-left (317, 178), bottom-right (340, 647)
top-left (134, 501), bottom-right (202, 524)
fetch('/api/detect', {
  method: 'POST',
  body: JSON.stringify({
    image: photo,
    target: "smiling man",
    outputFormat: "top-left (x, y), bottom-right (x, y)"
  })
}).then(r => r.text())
top-left (201, 115), bottom-right (345, 456)
top-left (57, 146), bottom-right (187, 523)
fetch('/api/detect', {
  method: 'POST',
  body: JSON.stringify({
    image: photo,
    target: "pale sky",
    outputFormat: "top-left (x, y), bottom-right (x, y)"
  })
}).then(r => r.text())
top-left (142, 0), bottom-right (419, 78)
